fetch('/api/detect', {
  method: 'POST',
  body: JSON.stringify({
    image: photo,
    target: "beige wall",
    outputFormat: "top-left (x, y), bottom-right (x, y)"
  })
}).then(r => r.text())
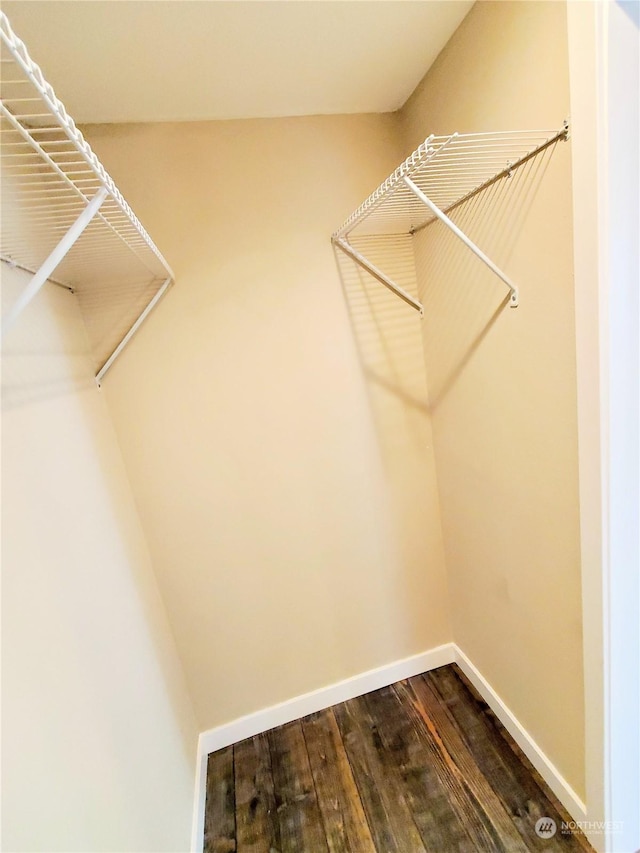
top-left (1, 267), bottom-right (198, 851)
top-left (401, 1), bottom-right (584, 798)
top-left (82, 114), bottom-right (451, 732)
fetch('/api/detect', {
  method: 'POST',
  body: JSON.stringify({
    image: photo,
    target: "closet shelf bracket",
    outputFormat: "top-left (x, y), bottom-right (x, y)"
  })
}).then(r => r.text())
top-left (332, 236), bottom-right (424, 316)
top-left (1, 186), bottom-right (109, 338)
top-left (402, 176), bottom-right (519, 308)
top-left (95, 276), bottom-right (172, 386)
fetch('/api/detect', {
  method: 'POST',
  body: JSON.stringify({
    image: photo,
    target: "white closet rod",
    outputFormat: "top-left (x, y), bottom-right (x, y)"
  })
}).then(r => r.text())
top-left (0, 255), bottom-right (72, 291)
top-left (410, 122), bottom-right (569, 233)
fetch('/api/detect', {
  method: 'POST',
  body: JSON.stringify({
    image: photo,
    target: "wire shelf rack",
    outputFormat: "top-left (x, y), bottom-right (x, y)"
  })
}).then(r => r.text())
top-left (333, 124), bottom-right (569, 312)
top-left (0, 10), bottom-right (174, 381)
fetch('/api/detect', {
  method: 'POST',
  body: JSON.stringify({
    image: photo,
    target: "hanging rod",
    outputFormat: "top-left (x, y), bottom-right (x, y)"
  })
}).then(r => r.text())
top-left (0, 254), bottom-right (73, 291)
top-left (332, 124), bottom-right (569, 313)
top-left (410, 121), bottom-right (569, 235)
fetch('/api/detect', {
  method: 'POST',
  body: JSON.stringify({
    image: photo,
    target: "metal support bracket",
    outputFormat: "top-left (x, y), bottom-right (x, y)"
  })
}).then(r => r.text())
top-left (95, 276), bottom-right (173, 385)
top-left (333, 236), bottom-right (424, 317)
top-left (0, 185), bottom-right (109, 338)
top-left (403, 176), bottom-right (519, 308)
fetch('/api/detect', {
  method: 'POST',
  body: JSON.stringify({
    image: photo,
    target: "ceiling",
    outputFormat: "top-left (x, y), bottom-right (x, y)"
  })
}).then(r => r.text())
top-left (2, 1), bottom-right (474, 124)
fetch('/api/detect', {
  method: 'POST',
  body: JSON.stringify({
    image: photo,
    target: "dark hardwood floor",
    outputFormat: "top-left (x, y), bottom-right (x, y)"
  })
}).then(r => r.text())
top-left (204, 664), bottom-right (592, 852)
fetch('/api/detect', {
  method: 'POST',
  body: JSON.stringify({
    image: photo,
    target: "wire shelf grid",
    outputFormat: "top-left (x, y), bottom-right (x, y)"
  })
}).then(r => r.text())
top-left (334, 127), bottom-right (568, 239)
top-left (0, 10), bottom-right (174, 377)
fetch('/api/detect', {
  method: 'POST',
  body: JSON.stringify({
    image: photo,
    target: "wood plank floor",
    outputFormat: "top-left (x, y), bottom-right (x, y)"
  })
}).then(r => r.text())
top-left (204, 664), bottom-right (593, 852)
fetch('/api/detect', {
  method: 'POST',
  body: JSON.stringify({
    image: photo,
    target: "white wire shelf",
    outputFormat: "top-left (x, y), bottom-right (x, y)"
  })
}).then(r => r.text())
top-left (0, 10), bottom-right (174, 382)
top-left (333, 124), bottom-right (569, 312)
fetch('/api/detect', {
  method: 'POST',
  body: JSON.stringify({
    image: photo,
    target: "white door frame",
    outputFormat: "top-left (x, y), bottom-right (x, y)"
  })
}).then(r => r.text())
top-left (568, 2), bottom-right (640, 851)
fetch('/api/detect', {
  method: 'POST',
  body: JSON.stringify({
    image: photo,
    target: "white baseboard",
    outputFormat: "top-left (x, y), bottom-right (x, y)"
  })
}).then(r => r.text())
top-left (190, 642), bottom-right (455, 851)
top-left (197, 643), bottom-right (455, 757)
top-left (454, 645), bottom-right (587, 823)
top-left (191, 641), bottom-right (587, 852)
top-left (190, 749), bottom-right (208, 853)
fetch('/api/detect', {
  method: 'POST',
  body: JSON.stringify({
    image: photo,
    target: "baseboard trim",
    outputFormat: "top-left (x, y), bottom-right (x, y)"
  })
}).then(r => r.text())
top-left (191, 641), bottom-right (587, 851)
top-left (190, 749), bottom-right (208, 853)
top-left (190, 642), bottom-right (455, 851)
top-left (453, 645), bottom-right (587, 823)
